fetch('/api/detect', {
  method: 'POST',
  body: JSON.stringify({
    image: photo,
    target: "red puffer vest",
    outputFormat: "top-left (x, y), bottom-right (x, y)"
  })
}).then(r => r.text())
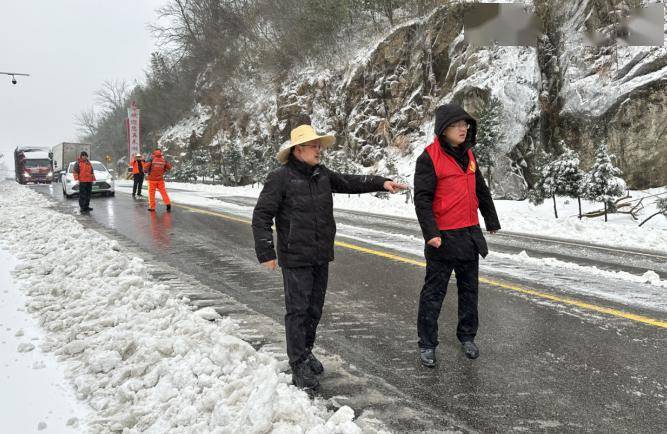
top-left (425, 137), bottom-right (479, 230)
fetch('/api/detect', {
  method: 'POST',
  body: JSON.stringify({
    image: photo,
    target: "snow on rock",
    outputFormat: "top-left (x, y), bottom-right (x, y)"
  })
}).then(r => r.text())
top-left (159, 103), bottom-right (212, 150)
top-left (0, 182), bottom-right (371, 433)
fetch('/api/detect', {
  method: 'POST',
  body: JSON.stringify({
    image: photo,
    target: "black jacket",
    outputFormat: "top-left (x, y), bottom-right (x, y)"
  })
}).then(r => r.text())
top-left (252, 156), bottom-right (388, 268)
top-left (414, 105), bottom-right (501, 261)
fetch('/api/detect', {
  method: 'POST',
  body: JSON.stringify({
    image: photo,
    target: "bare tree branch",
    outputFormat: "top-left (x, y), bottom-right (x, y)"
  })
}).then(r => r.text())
top-left (75, 106), bottom-right (98, 137)
top-left (95, 80), bottom-right (129, 114)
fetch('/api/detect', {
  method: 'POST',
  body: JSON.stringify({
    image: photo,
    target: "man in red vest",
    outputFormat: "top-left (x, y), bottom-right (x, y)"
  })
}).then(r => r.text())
top-left (73, 151), bottom-right (96, 213)
top-left (414, 103), bottom-right (501, 367)
top-left (144, 149), bottom-right (172, 212)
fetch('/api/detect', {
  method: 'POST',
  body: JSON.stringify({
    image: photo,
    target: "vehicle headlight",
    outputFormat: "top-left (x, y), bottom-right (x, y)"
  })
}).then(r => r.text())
top-left (23, 172), bottom-right (30, 178)
top-left (47, 171), bottom-right (53, 177)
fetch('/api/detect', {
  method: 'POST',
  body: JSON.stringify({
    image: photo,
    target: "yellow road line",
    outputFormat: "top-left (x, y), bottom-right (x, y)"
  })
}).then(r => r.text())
top-left (176, 204), bottom-right (252, 225)
top-left (178, 204), bottom-right (667, 329)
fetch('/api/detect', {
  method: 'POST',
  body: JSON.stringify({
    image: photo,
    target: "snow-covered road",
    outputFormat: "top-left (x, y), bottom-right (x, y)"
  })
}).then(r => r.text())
top-left (114, 181), bottom-right (667, 314)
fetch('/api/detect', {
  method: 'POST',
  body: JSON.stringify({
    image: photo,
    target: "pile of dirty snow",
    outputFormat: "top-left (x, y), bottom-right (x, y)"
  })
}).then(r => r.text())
top-left (0, 181), bottom-right (370, 433)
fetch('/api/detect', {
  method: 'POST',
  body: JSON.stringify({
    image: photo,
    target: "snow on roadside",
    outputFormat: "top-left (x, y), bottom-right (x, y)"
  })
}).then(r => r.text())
top-left (0, 247), bottom-right (88, 433)
top-left (0, 181), bottom-right (374, 434)
top-left (116, 179), bottom-right (667, 254)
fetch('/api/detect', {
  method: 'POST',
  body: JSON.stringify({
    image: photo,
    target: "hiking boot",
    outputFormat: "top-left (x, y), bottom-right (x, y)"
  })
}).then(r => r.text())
top-left (306, 351), bottom-right (324, 375)
top-left (291, 360), bottom-right (319, 390)
top-left (166, 204), bottom-right (171, 212)
top-left (462, 340), bottom-right (479, 359)
top-left (420, 348), bottom-right (436, 368)
top-left (85, 207), bottom-right (93, 211)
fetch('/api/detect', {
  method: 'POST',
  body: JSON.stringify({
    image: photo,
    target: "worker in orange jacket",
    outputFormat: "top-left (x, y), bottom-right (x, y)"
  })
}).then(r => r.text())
top-left (144, 149), bottom-right (173, 212)
top-left (73, 151), bottom-right (96, 213)
top-left (129, 154), bottom-right (146, 198)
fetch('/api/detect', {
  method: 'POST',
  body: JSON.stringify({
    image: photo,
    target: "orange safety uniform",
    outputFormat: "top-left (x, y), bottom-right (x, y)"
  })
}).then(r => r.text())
top-left (73, 159), bottom-right (96, 182)
top-left (144, 150), bottom-right (172, 209)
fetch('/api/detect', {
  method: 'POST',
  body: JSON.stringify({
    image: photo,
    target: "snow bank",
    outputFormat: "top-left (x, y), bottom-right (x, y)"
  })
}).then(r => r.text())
top-left (0, 182), bottom-right (368, 433)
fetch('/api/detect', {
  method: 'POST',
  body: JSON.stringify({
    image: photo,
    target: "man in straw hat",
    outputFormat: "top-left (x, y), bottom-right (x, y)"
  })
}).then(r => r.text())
top-left (252, 124), bottom-right (407, 390)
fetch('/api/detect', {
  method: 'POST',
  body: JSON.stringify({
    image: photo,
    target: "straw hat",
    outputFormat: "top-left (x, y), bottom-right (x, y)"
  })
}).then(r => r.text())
top-left (276, 125), bottom-right (335, 164)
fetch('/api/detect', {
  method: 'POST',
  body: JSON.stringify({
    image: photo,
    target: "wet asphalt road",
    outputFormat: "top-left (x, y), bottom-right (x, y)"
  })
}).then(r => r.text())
top-left (35, 184), bottom-right (667, 433)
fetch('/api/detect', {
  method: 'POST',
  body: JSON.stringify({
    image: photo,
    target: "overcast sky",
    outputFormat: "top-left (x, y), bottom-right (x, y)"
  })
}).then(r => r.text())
top-left (0, 0), bottom-right (166, 172)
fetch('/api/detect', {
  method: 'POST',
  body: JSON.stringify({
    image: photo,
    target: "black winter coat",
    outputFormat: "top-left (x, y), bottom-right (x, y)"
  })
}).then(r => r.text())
top-left (414, 143), bottom-right (501, 261)
top-left (252, 157), bottom-right (388, 268)
top-left (415, 103), bottom-right (501, 262)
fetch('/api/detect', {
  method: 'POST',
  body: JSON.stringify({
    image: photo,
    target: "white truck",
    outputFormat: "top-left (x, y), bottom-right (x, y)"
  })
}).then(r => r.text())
top-left (51, 142), bottom-right (92, 182)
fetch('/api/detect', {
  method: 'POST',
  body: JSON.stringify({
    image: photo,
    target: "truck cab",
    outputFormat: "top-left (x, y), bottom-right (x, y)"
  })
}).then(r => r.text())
top-left (14, 147), bottom-right (53, 184)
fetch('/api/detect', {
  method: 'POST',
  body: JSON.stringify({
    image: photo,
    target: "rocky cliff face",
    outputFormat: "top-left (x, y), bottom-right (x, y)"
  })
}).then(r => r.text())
top-left (159, 0), bottom-right (667, 195)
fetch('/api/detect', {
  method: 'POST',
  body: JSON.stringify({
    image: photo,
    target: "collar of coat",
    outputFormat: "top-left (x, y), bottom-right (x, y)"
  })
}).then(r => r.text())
top-left (287, 155), bottom-right (320, 178)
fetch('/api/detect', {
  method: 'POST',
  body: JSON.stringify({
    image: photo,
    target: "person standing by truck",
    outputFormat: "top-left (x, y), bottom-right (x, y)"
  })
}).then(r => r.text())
top-left (129, 154), bottom-right (146, 198)
top-left (144, 149), bottom-right (172, 212)
top-left (73, 151), bottom-right (96, 213)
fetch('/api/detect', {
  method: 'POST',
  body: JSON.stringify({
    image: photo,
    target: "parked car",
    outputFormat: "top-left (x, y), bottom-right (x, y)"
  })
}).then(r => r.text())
top-left (62, 160), bottom-right (115, 198)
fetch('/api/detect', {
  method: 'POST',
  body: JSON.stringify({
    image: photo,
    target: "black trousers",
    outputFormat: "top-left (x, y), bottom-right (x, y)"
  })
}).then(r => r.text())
top-left (281, 263), bottom-right (329, 366)
top-left (132, 174), bottom-right (144, 195)
top-left (417, 257), bottom-right (479, 349)
top-left (78, 182), bottom-right (93, 210)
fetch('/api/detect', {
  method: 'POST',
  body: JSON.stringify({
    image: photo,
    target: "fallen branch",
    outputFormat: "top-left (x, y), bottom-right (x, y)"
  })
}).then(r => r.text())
top-left (639, 211), bottom-right (665, 227)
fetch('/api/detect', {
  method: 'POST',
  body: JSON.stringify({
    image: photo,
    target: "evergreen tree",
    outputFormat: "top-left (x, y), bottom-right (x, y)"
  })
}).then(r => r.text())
top-left (475, 97), bottom-right (503, 188)
top-left (583, 142), bottom-right (626, 222)
top-left (554, 146), bottom-right (585, 219)
top-left (529, 155), bottom-right (561, 218)
top-left (528, 151), bottom-right (553, 211)
top-left (192, 147), bottom-right (210, 183)
top-left (221, 142), bottom-right (243, 185)
top-left (171, 158), bottom-right (198, 182)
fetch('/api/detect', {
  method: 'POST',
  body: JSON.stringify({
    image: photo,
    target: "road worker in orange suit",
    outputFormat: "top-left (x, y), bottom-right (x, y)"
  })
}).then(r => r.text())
top-left (129, 153), bottom-right (146, 198)
top-left (144, 149), bottom-right (173, 212)
top-left (73, 151), bottom-right (96, 213)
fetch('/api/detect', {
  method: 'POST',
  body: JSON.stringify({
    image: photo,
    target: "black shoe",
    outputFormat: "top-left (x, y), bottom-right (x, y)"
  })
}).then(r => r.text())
top-left (306, 351), bottom-right (324, 375)
top-left (137, 193), bottom-right (143, 196)
top-left (80, 208), bottom-right (89, 213)
top-left (132, 194), bottom-right (136, 198)
top-left (86, 207), bottom-right (93, 211)
top-left (462, 341), bottom-right (479, 359)
top-left (291, 360), bottom-right (319, 390)
top-left (420, 348), bottom-right (436, 368)
top-left (166, 204), bottom-right (171, 212)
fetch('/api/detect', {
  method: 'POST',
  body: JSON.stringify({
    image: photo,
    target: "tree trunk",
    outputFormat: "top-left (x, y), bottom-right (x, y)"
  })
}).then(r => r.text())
top-left (552, 194), bottom-right (558, 219)
top-left (577, 196), bottom-right (582, 219)
top-left (604, 201), bottom-right (608, 222)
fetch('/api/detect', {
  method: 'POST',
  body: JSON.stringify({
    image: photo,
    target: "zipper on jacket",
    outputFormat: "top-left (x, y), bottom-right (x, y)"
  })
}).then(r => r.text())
top-left (309, 177), bottom-right (318, 242)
